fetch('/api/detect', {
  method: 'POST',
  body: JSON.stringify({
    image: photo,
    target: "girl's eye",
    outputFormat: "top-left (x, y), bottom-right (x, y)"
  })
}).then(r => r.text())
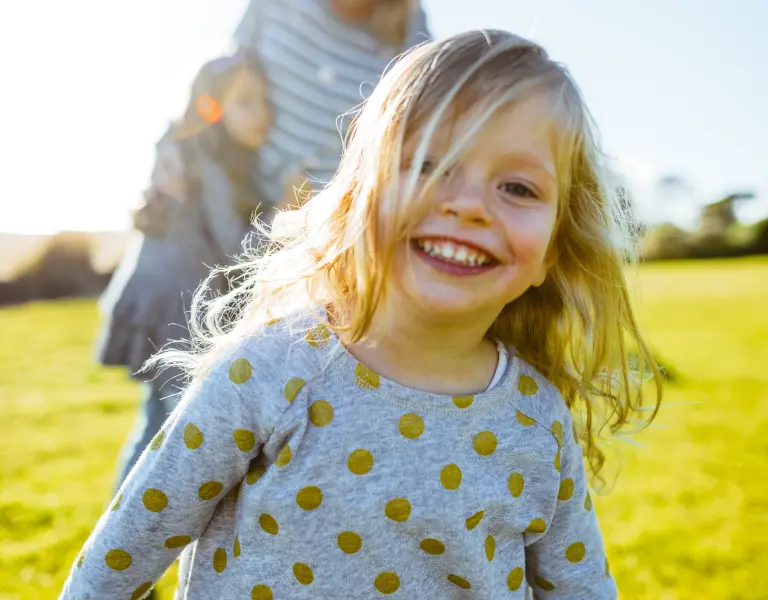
top-left (500, 182), bottom-right (538, 199)
top-left (419, 160), bottom-right (453, 179)
top-left (419, 160), bottom-right (436, 175)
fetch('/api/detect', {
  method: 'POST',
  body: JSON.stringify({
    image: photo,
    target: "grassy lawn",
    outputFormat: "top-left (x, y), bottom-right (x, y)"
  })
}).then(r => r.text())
top-left (1, 257), bottom-right (766, 599)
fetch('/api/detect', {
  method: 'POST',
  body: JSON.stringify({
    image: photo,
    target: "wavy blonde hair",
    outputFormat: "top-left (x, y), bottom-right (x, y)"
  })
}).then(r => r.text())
top-left (154, 30), bottom-right (663, 481)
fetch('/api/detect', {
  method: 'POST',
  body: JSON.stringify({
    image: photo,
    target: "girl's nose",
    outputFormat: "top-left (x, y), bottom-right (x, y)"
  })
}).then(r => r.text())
top-left (437, 175), bottom-right (493, 226)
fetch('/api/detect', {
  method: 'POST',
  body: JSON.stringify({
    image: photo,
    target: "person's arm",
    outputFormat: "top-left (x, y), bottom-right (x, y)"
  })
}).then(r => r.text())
top-left (194, 156), bottom-right (253, 261)
top-left (131, 123), bottom-right (187, 238)
top-left (524, 410), bottom-right (618, 598)
top-left (59, 346), bottom-right (289, 600)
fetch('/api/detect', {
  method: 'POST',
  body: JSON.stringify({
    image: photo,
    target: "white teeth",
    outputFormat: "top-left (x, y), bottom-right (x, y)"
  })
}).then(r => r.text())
top-left (415, 239), bottom-right (492, 267)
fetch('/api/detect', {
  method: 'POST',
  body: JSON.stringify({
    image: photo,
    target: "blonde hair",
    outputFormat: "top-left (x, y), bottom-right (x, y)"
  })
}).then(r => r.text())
top-left (153, 30), bottom-right (662, 482)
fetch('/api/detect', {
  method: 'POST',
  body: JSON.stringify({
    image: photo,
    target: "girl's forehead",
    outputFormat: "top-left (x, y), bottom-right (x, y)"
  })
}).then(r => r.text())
top-left (404, 94), bottom-right (568, 161)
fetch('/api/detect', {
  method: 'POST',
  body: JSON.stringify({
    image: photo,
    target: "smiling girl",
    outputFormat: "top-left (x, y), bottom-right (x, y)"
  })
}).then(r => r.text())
top-left (62, 30), bottom-right (661, 599)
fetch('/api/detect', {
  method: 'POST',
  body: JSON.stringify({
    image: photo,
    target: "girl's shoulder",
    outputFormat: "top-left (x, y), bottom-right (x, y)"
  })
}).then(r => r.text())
top-left (509, 353), bottom-right (575, 437)
top-left (207, 310), bottom-right (334, 390)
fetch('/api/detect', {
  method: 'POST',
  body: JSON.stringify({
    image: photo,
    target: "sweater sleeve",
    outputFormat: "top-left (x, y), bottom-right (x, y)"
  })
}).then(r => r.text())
top-left (59, 346), bottom-right (289, 600)
top-left (524, 410), bottom-right (618, 599)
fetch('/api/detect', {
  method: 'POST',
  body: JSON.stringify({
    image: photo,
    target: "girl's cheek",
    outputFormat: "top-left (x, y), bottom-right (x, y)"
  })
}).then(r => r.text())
top-left (506, 210), bottom-right (555, 260)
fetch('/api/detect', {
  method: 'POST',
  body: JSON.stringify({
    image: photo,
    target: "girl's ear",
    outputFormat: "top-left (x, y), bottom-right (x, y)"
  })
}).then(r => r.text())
top-left (532, 242), bottom-right (559, 287)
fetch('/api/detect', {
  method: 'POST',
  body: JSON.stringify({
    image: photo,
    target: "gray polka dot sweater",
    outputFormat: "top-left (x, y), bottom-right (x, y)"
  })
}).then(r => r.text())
top-left (60, 316), bottom-right (618, 599)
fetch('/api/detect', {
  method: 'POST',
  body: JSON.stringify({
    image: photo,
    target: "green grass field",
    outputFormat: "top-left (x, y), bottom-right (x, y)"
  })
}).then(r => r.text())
top-left (1, 257), bottom-right (767, 599)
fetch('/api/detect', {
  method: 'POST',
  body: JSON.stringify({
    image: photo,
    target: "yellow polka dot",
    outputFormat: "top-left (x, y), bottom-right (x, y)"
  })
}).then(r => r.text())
top-left (374, 572), bottom-right (400, 594)
top-left (348, 449), bottom-right (374, 475)
top-left (105, 549), bottom-right (132, 570)
top-left (355, 364), bottom-right (380, 390)
top-left (276, 445), bottom-right (292, 467)
top-left (164, 536), bottom-right (191, 549)
top-left (251, 585), bottom-right (273, 600)
top-left (131, 582), bottom-right (153, 600)
top-left (305, 324), bottom-right (331, 348)
top-left (566, 542), bottom-right (586, 563)
top-left (440, 464), bottom-right (462, 490)
top-left (309, 400), bottom-right (334, 427)
top-left (585, 492), bottom-right (593, 511)
top-left (452, 395), bottom-right (474, 409)
top-left (293, 562), bottom-right (314, 585)
top-left (149, 429), bottom-right (164, 450)
top-left (198, 481), bottom-right (224, 501)
top-left (213, 548), bottom-right (227, 573)
top-left (338, 531), bottom-right (362, 554)
top-left (234, 536), bottom-right (241, 557)
top-left (184, 423), bottom-right (203, 450)
top-left (485, 535), bottom-right (495, 561)
top-left (385, 498), bottom-right (411, 522)
top-left (259, 513), bottom-right (279, 535)
top-left (558, 478), bottom-right (574, 501)
top-left (535, 576), bottom-right (556, 591)
top-left (229, 358), bottom-right (253, 384)
top-left (508, 472), bottom-right (525, 498)
top-left (420, 538), bottom-right (445, 555)
top-left (517, 374), bottom-right (539, 395)
top-left (551, 421), bottom-right (564, 448)
top-left (265, 317), bottom-right (281, 327)
top-left (465, 510), bottom-right (485, 530)
top-left (284, 378), bottom-right (306, 403)
top-left (516, 410), bottom-right (537, 426)
top-left (507, 567), bottom-right (524, 591)
top-left (234, 429), bottom-right (256, 452)
top-left (398, 413), bottom-right (424, 439)
top-left (110, 493), bottom-right (122, 511)
top-left (473, 431), bottom-right (497, 456)
top-left (142, 489), bottom-right (168, 513)
top-left (296, 486), bottom-right (323, 511)
top-left (247, 463), bottom-right (267, 485)
top-left (448, 574), bottom-right (471, 589)
top-left (554, 450), bottom-right (561, 472)
top-left (525, 518), bottom-right (547, 534)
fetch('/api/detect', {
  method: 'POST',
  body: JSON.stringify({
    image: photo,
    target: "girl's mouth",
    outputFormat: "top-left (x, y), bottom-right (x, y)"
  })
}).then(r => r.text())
top-left (412, 238), bottom-right (499, 275)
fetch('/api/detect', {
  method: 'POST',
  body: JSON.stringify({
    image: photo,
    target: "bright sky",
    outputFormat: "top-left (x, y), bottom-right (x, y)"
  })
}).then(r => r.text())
top-left (1, 0), bottom-right (766, 234)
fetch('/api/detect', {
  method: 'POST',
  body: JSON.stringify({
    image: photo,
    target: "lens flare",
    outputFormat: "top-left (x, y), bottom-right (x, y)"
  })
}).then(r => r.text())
top-left (195, 95), bottom-right (223, 123)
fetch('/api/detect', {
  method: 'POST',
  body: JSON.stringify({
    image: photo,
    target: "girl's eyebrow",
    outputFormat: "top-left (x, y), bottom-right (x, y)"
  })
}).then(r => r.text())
top-left (497, 151), bottom-right (557, 180)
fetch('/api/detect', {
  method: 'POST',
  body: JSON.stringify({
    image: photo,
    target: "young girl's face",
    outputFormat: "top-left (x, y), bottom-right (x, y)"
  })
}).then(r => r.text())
top-left (393, 95), bottom-right (559, 323)
top-left (221, 68), bottom-right (271, 149)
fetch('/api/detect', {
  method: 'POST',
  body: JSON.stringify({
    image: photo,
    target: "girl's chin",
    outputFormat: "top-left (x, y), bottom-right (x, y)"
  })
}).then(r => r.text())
top-left (402, 286), bottom-right (494, 318)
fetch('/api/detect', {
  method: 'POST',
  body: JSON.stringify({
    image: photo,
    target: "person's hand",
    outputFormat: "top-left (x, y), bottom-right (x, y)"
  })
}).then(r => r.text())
top-left (149, 134), bottom-right (187, 202)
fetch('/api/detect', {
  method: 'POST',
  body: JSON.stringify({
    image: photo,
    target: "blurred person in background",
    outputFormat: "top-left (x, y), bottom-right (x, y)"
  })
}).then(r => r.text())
top-left (96, 7), bottom-right (432, 595)
top-left (95, 52), bottom-right (273, 497)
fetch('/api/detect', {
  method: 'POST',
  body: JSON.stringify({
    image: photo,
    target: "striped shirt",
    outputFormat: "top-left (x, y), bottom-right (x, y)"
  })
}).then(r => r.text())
top-left (233, 0), bottom-right (431, 205)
